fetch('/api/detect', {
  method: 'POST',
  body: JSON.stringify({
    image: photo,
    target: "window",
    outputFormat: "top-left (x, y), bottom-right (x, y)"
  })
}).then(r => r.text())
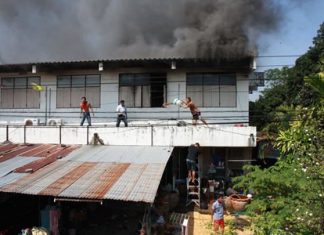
top-left (56, 75), bottom-right (100, 108)
top-left (119, 73), bottom-right (166, 108)
top-left (186, 73), bottom-right (236, 107)
top-left (0, 76), bottom-right (40, 109)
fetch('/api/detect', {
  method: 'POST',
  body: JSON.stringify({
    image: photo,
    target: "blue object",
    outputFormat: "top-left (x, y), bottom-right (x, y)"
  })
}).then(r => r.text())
top-left (40, 207), bottom-right (50, 231)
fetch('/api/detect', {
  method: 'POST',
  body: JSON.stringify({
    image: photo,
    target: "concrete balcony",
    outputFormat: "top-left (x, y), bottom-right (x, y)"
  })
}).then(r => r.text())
top-left (0, 123), bottom-right (256, 147)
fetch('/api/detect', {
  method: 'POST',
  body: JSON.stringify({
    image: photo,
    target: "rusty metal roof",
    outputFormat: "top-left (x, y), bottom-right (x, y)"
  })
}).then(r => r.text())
top-left (0, 156), bottom-right (40, 177)
top-left (0, 145), bottom-right (173, 203)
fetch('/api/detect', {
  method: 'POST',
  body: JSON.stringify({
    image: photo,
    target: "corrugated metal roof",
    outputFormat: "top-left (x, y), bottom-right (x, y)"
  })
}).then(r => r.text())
top-left (0, 144), bottom-right (79, 190)
top-left (0, 156), bottom-right (40, 177)
top-left (0, 57), bottom-right (253, 66)
top-left (0, 145), bottom-right (173, 203)
top-left (0, 173), bottom-right (28, 188)
top-left (63, 145), bottom-right (172, 163)
top-left (0, 57), bottom-right (253, 73)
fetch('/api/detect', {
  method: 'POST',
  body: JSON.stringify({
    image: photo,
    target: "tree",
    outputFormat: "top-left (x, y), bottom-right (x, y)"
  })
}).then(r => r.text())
top-left (234, 104), bottom-right (324, 234)
top-left (251, 22), bottom-right (324, 132)
top-left (235, 23), bottom-right (324, 234)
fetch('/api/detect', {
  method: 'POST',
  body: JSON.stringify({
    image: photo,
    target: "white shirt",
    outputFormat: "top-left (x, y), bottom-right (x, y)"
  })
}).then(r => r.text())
top-left (116, 104), bottom-right (127, 115)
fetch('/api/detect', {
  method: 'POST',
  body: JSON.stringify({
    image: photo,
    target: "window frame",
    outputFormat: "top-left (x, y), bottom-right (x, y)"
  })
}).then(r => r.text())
top-left (118, 73), bottom-right (167, 108)
top-left (186, 73), bottom-right (237, 107)
top-left (0, 76), bottom-right (41, 109)
top-left (56, 74), bottom-right (101, 108)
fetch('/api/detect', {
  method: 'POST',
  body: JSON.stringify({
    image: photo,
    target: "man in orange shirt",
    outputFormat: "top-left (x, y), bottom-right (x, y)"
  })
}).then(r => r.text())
top-left (183, 97), bottom-right (208, 126)
top-left (80, 96), bottom-right (94, 126)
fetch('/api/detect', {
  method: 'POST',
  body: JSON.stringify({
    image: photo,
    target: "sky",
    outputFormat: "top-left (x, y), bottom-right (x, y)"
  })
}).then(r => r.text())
top-left (251, 0), bottom-right (324, 100)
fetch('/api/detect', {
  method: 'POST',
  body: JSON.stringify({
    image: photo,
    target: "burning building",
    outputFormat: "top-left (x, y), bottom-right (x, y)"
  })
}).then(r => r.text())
top-left (0, 0), bottom-right (281, 234)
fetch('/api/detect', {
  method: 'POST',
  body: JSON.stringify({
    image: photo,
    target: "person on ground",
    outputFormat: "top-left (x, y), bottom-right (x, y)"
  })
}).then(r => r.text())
top-left (183, 97), bottom-right (208, 126)
top-left (186, 143), bottom-right (200, 183)
top-left (116, 100), bottom-right (128, 127)
top-left (212, 195), bottom-right (226, 235)
top-left (80, 97), bottom-right (94, 126)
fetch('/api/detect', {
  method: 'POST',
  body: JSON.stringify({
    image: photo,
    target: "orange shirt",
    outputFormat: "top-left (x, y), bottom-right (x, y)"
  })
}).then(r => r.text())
top-left (80, 101), bottom-right (90, 112)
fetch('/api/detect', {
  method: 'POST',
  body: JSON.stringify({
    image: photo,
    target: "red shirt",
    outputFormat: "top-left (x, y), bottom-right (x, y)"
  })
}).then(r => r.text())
top-left (80, 101), bottom-right (90, 112)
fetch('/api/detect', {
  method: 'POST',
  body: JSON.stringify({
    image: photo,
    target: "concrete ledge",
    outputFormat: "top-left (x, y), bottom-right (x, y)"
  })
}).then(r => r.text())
top-left (0, 125), bottom-right (256, 147)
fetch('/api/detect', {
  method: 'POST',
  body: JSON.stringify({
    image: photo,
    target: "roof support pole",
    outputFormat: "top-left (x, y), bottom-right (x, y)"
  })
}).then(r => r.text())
top-left (6, 125), bottom-right (9, 142)
top-left (87, 126), bottom-right (89, 145)
top-left (54, 197), bottom-right (103, 204)
top-left (24, 125), bottom-right (26, 144)
top-left (59, 125), bottom-right (62, 145)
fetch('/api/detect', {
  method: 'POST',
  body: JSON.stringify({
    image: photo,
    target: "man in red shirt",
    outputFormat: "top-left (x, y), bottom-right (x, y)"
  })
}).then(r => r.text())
top-left (80, 97), bottom-right (94, 126)
top-left (183, 97), bottom-right (208, 126)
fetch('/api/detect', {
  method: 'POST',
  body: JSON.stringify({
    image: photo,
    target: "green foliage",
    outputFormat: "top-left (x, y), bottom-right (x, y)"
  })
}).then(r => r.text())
top-left (239, 21), bottom-right (324, 235)
top-left (251, 23), bottom-right (324, 132)
top-left (304, 72), bottom-right (324, 98)
top-left (262, 105), bottom-right (297, 134)
top-left (234, 104), bottom-right (324, 234)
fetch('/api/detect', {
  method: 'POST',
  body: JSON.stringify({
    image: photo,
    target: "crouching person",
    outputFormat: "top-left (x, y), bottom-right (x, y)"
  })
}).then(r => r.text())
top-left (90, 133), bottom-right (104, 145)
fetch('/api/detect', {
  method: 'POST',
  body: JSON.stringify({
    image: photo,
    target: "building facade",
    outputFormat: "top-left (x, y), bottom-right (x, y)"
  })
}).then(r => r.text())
top-left (0, 58), bottom-right (252, 125)
top-left (0, 57), bottom-right (257, 177)
top-left (0, 58), bottom-right (258, 233)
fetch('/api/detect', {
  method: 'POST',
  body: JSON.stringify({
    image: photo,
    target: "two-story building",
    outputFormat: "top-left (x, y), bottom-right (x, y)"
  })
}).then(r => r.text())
top-left (0, 57), bottom-right (257, 233)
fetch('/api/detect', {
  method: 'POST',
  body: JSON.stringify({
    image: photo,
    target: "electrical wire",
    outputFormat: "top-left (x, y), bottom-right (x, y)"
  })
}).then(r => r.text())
top-left (256, 55), bottom-right (302, 58)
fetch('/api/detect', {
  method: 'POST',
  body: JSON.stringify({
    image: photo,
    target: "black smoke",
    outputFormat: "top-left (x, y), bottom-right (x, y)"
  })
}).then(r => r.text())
top-left (0, 0), bottom-right (284, 63)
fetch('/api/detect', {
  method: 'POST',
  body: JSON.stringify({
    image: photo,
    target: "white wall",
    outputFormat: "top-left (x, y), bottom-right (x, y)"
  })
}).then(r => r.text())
top-left (0, 68), bottom-right (250, 125)
top-left (1, 125), bottom-right (256, 147)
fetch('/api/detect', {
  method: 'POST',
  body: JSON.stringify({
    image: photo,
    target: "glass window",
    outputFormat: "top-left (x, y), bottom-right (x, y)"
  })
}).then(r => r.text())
top-left (219, 74), bottom-right (236, 85)
top-left (28, 77), bottom-right (40, 88)
top-left (186, 73), bottom-right (236, 107)
top-left (187, 74), bottom-right (203, 85)
top-left (0, 76), bottom-right (40, 109)
top-left (15, 77), bottom-right (27, 88)
top-left (119, 73), bottom-right (166, 108)
top-left (203, 74), bottom-right (219, 85)
top-left (56, 74), bottom-right (101, 108)
top-left (2, 78), bottom-right (14, 88)
top-left (71, 75), bottom-right (85, 88)
top-left (86, 75), bottom-right (100, 87)
top-left (57, 76), bottom-right (71, 88)
top-left (120, 74), bottom-right (134, 86)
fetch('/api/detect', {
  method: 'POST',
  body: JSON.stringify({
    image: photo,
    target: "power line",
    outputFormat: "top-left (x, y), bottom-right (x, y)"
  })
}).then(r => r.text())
top-left (256, 55), bottom-right (301, 58)
top-left (256, 64), bottom-right (294, 68)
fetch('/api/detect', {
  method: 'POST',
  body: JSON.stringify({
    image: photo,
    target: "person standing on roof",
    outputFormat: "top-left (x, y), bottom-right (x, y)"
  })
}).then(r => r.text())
top-left (116, 100), bottom-right (128, 127)
top-left (183, 97), bottom-right (208, 126)
top-left (80, 96), bottom-right (94, 126)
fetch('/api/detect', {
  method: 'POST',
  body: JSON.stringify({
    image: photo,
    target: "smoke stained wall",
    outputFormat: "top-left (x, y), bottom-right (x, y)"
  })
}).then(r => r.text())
top-left (0, 0), bottom-right (284, 63)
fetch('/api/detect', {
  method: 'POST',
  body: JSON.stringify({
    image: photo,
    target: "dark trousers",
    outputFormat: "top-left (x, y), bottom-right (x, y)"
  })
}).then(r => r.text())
top-left (116, 115), bottom-right (128, 127)
top-left (81, 112), bottom-right (91, 126)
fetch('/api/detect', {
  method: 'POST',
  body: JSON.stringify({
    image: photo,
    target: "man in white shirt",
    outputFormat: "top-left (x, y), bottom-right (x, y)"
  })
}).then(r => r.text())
top-left (116, 100), bottom-right (128, 127)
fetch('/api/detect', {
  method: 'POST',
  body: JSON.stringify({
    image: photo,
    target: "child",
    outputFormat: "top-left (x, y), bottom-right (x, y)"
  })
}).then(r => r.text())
top-left (212, 195), bottom-right (226, 234)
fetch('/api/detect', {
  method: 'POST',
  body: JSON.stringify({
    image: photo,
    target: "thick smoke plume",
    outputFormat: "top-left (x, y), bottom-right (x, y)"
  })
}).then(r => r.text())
top-left (0, 0), bottom-right (282, 63)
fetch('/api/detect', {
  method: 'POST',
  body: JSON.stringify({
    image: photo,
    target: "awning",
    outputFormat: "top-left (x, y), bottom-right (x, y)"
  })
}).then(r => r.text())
top-left (0, 145), bottom-right (173, 203)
